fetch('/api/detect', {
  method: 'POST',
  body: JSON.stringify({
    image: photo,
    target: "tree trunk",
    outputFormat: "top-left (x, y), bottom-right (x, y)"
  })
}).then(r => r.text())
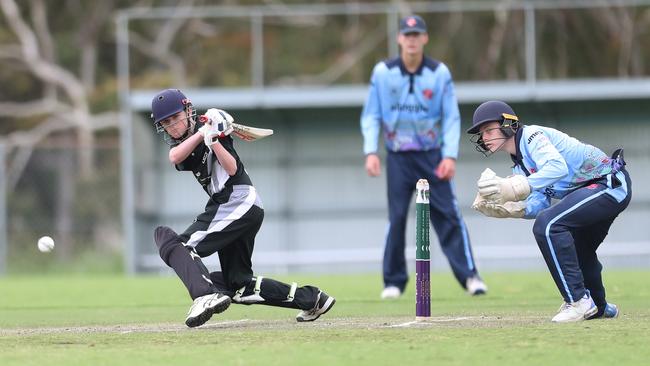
top-left (55, 141), bottom-right (75, 261)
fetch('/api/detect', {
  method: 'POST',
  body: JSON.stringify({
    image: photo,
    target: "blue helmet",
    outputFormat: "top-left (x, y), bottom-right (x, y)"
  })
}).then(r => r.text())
top-left (151, 89), bottom-right (189, 124)
top-left (467, 101), bottom-right (520, 155)
top-left (151, 89), bottom-right (196, 144)
top-left (467, 100), bottom-right (519, 135)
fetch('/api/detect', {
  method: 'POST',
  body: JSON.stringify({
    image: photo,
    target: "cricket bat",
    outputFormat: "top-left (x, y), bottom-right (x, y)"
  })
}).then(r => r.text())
top-left (198, 115), bottom-right (273, 142)
top-left (231, 122), bottom-right (274, 142)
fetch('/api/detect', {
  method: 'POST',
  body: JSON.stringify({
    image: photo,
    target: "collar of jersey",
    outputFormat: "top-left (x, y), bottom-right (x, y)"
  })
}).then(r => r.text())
top-left (398, 56), bottom-right (426, 76)
top-left (510, 126), bottom-right (531, 175)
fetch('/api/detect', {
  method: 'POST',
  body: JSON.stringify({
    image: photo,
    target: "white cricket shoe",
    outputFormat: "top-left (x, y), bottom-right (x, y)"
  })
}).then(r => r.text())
top-left (296, 291), bottom-right (336, 322)
top-left (380, 286), bottom-right (402, 299)
top-left (185, 292), bottom-right (231, 328)
top-left (551, 292), bottom-right (598, 323)
top-left (466, 276), bottom-right (488, 296)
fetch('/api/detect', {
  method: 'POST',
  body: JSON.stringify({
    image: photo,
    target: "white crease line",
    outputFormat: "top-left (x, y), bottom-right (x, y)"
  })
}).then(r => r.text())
top-left (389, 317), bottom-right (473, 327)
top-left (200, 319), bottom-right (250, 329)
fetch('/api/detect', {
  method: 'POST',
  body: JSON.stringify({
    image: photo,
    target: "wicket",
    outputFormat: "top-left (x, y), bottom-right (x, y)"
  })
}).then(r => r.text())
top-left (415, 179), bottom-right (431, 319)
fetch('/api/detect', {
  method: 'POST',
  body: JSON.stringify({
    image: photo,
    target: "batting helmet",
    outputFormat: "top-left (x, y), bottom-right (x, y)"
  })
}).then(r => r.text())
top-left (151, 89), bottom-right (196, 144)
top-left (467, 100), bottom-right (519, 136)
top-left (467, 101), bottom-right (520, 155)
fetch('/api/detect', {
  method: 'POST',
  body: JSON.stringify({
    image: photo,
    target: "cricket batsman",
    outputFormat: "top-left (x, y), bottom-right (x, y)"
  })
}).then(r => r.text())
top-left (150, 88), bottom-right (335, 327)
top-left (467, 100), bottom-right (630, 322)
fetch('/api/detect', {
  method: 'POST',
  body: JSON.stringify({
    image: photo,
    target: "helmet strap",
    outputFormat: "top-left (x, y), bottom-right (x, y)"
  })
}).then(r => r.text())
top-left (487, 135), bottom-right (509, 155)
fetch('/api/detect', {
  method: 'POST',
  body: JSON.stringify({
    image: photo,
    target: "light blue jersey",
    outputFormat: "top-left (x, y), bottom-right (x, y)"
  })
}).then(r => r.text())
top-left (360, 56), bottom-right (460, 158)
top-left (511, 125), bottom-right (614, 218)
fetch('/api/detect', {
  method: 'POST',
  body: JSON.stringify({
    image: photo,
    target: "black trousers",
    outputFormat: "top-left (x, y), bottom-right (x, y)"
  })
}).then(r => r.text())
top-left (180, 190), bottom-right (264, 291)
top-left (156, 185), bottom-right (319, 310)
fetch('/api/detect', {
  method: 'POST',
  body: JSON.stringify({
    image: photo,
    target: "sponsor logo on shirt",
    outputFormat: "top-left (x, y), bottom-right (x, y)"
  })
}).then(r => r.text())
top-left (390, 103), bottom-right (429, 113)
top-left (527, 131), bottom-right (543, 144)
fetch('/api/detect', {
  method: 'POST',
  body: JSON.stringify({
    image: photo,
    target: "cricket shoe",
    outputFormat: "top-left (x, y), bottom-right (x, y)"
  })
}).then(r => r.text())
top-left (296, 291), bottom-right (336, 322)
top-left (551, 292), bottom-right (598, 323)
top-left (466, 276), bottom-right (488, 296)
top-left (381, 286), bottom-right (402, 299)
top-left (587, 303), bottom-right (620, 320)
top-left (185, 292), bottom-right (231, 328)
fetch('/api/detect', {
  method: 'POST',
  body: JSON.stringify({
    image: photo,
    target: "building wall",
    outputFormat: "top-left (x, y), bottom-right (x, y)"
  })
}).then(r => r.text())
top-left (134, 100), bottom-right (650, 274)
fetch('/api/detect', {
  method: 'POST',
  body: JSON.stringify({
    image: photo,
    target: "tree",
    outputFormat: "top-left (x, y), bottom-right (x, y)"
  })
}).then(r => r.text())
top-left (0, 0), bottom-right (120, 188)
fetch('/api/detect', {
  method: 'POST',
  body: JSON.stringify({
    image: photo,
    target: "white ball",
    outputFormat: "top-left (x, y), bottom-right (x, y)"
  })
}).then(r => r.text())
top-left (37, 236), bottom-right (55, 253)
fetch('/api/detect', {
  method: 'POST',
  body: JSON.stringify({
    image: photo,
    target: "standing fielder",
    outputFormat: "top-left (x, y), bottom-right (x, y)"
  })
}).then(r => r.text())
top-left (468, 100), bottom-right (630, 322)
top-left (361, 15), bottom-right (486, 299)
top-left (151, 89), bottom-right (335, 327)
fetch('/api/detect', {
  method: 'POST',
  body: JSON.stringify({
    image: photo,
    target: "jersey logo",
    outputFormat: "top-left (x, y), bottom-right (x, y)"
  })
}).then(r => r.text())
top-left (390, 103), bottom-right (428, 113)
top-left (586, 183), bottom-right (599, 190)
top-left (527, 131), bottom-right (543, 144)
top-left (422, 89), bottom-right (433, 99)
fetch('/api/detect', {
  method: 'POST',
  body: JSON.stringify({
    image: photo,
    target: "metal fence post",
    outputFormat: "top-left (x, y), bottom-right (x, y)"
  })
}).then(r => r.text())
top-left (0, 143), bottom-right (7, 275)
top-left (117, 14), bottom-right (136, 275)
top-left (525, 4), bottom-right (537, 88)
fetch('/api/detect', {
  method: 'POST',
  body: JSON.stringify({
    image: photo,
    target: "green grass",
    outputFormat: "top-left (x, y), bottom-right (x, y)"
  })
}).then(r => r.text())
top-left (1, 271), bottom-right (649, 366)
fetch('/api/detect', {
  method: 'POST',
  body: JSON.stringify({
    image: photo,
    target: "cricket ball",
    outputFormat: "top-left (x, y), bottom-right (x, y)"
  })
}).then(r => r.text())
top-left (37, 236), bottom-right (55, 253)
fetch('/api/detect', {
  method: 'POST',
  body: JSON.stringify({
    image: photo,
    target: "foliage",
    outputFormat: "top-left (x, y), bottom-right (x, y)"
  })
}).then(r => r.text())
top-left (1, 1), bottom-right (649, 115)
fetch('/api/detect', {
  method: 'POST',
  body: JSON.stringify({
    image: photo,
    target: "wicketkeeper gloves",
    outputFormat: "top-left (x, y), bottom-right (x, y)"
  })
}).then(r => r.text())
top-left (472, 168), bottom-right (530, 219)
top-left (472, 192), bottom-right (526, 218)
top-left (478, 170), bottom-right (531, 204)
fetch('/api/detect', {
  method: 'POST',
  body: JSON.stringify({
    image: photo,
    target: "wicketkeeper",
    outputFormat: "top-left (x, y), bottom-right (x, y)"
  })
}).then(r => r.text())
top-left (467, 100), bottom-right (630, 322)
top-left (150, 89), bottom-right (335, 327)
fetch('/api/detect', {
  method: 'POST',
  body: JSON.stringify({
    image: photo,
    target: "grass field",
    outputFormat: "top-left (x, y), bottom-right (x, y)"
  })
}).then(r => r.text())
top-left (1, 271), bottom-right (649, 366)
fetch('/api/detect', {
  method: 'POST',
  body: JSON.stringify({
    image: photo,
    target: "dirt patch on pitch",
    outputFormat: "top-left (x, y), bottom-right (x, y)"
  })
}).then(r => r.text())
top-left (0, 315), bottom-right (547, 336)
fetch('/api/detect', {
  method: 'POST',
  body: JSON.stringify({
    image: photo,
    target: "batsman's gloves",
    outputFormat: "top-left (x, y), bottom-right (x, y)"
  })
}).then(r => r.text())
top-left (198, 124), bottom-right (218, 146)
top-left (478, 172), bottom-right (531, 204)
top-left (200, 108), bottom-right (234, 145)
top-left (472, 193), bottom-right (526, 218)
